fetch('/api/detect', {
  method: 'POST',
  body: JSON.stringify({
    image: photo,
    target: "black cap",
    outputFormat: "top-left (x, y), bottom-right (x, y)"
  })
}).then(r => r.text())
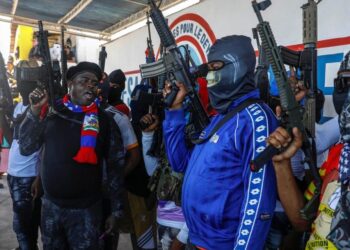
top-left (66, 62), bottom-right (102, 81)
top-left (109, 69), bottom-right (126, 84)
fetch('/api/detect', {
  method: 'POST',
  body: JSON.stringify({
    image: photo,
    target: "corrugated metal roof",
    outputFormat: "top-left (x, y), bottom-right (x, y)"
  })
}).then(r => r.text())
top-left (69, 0), bottom-right (148, 31)
top-left (16, 0), bottom-right (81, 23)
top-left (0, 0), bottom-right (183, 38)
top-left (0, 0), bottom-right (12, 14)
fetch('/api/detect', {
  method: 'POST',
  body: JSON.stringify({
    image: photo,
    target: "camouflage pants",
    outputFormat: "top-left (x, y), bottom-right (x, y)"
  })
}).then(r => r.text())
top-left (41, 197), bottom-right (102, 250)
top-left (7, 174), bottom-right (41, 250)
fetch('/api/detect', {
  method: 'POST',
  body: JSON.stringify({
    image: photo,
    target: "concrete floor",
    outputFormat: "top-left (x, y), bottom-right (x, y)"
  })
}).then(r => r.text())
top-left (0, 175), bottom-right (133, 250)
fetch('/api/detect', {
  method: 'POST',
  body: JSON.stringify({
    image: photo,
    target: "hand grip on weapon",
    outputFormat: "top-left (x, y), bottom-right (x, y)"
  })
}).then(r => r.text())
top-left (251, 127), bottom-right (302, 172)
top-left (163, 80), bottom-right (188, 110)
top-left (267, 127), bottom-right (303, 163)
top-left (140, 113), bottom-right (160, 132)
top-left (29, 88), bottom-right (48, 116)
top-left (252, 76), bottom-right (306, 171)
top-left (275, 76), bottom-right (308, 117)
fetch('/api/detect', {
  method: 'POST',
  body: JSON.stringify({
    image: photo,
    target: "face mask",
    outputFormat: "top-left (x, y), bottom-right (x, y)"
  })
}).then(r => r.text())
top-left (206, 71), bottom-right (221, 88)
top-left (206, 35), bottom-right (256, 113)
top-left (108, 87), bottom-right (123, 105)
top-left (333, 90), bottom-right (348, 115)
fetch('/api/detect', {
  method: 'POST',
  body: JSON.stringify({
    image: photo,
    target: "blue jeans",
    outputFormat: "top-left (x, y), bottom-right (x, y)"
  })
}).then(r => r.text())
top-left (7, 175), bottom-right (41, 250)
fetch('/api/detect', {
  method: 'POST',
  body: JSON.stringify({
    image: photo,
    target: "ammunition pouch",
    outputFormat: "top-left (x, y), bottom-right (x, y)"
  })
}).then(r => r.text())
top-left (148, 157), bottom-right (183, 206)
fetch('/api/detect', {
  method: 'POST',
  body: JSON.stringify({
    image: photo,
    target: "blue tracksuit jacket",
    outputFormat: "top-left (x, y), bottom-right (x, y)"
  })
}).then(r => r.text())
top-left (163, 90), bottom-right (278, 250)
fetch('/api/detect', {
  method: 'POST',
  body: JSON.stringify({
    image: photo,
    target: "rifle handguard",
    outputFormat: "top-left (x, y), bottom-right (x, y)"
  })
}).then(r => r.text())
top-left (149, 1), bottom-right (175, 48)
top-left (250, 144), bottom-right (280, 172)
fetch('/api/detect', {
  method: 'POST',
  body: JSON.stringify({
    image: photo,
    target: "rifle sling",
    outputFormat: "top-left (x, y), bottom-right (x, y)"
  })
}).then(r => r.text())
top-left (51, 109), bottom-right (83, 125)
top-left (193, 98), bottom-right (263, 144)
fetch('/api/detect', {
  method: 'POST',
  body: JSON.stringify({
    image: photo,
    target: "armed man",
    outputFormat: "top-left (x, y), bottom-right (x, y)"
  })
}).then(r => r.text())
top-left (18, 62), bottom-right (125, 249)
top-left (163, 35), bottom-right (278, 249)
top-left (7, 59), bottom-right (43, 250)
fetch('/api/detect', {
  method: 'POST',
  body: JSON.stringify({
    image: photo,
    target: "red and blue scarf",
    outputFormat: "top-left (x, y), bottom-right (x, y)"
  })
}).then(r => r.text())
top-left (63, 94), bottom-right (100, 164)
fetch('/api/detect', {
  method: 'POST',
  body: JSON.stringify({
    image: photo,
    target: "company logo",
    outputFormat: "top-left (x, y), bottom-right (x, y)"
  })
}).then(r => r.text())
top-left (157, 13), bottom-right (216, 64)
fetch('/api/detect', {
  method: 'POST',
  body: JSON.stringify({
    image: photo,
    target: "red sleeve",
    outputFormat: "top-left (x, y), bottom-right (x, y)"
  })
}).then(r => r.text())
top-left (114, 104), bottom-right (130, 117)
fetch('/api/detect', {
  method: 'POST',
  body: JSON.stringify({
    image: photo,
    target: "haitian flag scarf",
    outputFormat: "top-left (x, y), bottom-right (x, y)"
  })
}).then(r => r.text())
top-left (63, 94), bottom-right (100, 164)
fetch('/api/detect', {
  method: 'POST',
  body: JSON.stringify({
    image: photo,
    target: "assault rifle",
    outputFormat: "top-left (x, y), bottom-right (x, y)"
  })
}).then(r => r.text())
top-left (138, 11), bottom-right (163, 156)
top-left (61, 26), bottom-right (68, 93)
top-left (36, 21), bottom-right (56, 109)
top-left (250, 0), bottom-right (321, 220)
top-left (278, 0), bottom-right (318, 137)
top-left (141, 0), bottom-right (210, 134)
top-left (99, 46), bottom-right (107, 72)
top-left (0, 52), bottom-right (13, 147)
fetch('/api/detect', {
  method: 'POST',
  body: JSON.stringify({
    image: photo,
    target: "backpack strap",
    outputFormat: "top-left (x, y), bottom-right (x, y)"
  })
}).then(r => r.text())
top-left (193, 99), bottom-right (263, 144)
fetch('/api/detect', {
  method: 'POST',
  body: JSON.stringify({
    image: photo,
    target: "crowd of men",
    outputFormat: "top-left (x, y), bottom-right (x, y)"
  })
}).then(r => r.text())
top-left (1, 33), bottom-right (350, 250)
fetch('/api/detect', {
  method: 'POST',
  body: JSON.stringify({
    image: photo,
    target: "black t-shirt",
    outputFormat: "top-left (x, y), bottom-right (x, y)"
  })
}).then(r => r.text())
top-left (42, 107), bottom-right (109, 208)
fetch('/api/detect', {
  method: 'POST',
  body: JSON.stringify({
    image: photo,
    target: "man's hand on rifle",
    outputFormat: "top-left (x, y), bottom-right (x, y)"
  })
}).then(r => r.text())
top-left (268, 127), bottom-right (310, 231)
top-left (163, 80), bottom-right (187, 110)
top-left (140, 114), bottom-right (159, 132)
top-left (267, 127), bottom-right (303, 163)
top-left (29, 88), bottom-right (48, 116)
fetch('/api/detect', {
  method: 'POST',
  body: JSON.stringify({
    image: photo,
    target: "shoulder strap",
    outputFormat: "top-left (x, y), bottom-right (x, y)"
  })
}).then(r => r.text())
top-left (193, 99), bottom-right (263, 144)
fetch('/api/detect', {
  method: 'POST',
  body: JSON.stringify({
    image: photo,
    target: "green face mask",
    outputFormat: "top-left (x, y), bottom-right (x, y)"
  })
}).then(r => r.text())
top-left (206, 70), bottom-right (221, 88)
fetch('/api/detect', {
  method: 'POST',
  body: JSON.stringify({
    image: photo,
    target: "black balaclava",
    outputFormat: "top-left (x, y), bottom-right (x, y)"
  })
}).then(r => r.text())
top-left (333, 90), bottom-right (348, 115)
top-left (206, 35), bottom-right (256, 113)
top-left (333, 51), bottom-right (350, 115)
top-left (108, 87), bottom-right (123, 105)
top-left (108, 69), bottom-right (126, 105)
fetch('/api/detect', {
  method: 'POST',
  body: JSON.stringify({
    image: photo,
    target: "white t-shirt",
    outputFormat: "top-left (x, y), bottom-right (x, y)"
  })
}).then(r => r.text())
top-left (7, 103), bottom-right (40, 177)
top-left (105, 106), bottom-right (138, 151)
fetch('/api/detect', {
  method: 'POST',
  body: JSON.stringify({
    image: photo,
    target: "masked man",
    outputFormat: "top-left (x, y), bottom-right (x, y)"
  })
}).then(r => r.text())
top-left (163, 35), bottom-right (278, 249)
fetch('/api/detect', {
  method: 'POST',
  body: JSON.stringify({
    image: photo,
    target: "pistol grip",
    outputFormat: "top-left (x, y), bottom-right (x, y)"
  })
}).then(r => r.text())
top-left (250, 145), bottom-right (279, 172)
top-left (164, 86), bottom-right (179, 108)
